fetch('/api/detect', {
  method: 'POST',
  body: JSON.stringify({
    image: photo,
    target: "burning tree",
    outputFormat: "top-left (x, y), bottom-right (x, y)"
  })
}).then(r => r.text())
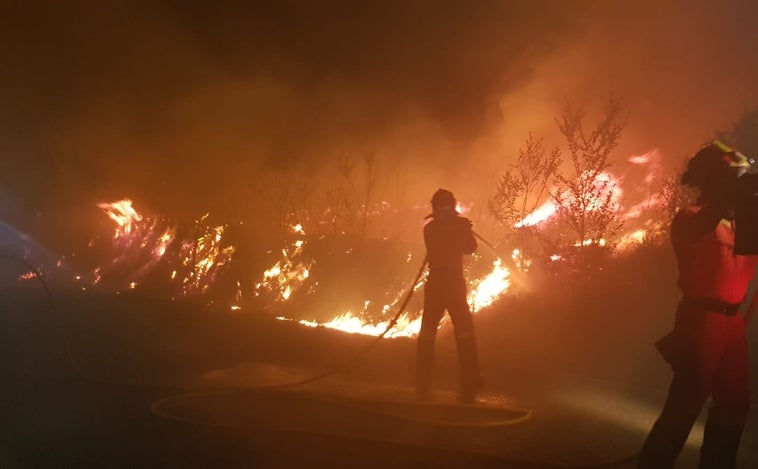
top-left (552, 99), bottom-right (626, 249)
top-left (488, 133), bottom-right (561, 239)
top-left (487, 133), bottom-right (561, 271)
top-left (487, 99), bottom-right (628, 277)
top-left (91, 199), bottom-right (235, 298)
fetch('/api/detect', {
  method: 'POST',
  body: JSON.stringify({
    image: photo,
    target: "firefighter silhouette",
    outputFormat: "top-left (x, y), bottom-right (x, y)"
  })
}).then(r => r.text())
top-left (639, 142), bottom-right (758, 468)
top-left (417, 189), bottom-right (481, 403)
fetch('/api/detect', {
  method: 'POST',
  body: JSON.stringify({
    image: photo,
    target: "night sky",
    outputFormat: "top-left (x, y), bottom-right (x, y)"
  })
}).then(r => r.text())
top-left (2, 0), bottom-right (758, 239)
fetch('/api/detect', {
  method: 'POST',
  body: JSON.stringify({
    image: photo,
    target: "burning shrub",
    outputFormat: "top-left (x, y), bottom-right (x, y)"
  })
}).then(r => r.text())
top-left (88, 199), bottom-right (235, 299)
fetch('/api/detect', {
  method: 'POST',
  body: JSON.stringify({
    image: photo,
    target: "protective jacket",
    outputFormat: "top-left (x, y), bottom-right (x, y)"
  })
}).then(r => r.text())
top-left (423, 212), bottom-right (477, 280)
top-left (673, 206), bottom-right (758, 303)
top-left (640, 203), bottom-right (758, 469)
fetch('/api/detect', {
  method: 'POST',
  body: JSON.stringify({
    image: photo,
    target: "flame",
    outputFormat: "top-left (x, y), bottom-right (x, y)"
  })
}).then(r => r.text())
top-left (310, 311), bottom-right (421, 338)
top-left (513, 158), bottom-right (671, 252)
top-left (515, 200), bottom-right (557, 227)
top-left (94, 199), bottom-right (234, 296)
top-left (511, 248), bottom-right (532, 271)
top-left (294, 263), bottom-right (428, 338)
top-left (84, 145), bottom-right (673, 342)
top-left (575, 238), bottom-right (607, 247)
top-left (585, 171), bottom-right (623, 212)
top-left (254, 223), bottom-right (313, 302)
top-left (293, 258), bottom-right (511, 338)
top-left (96, 199), bottom-right (176, 286)
top-left (178, 216), bottom-right (236, 295)
top-left (468, 259), bottom-right (511, 312)
top-left (616, 229), bottom-right (647, 251)
top-left (97, 199), bottom-right (142, 237)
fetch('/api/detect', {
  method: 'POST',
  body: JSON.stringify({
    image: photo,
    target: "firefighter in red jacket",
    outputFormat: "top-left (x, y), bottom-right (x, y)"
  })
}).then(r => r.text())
top-left (639, 142), bottom-right (758, 468)
top-left (417, 189), bottom-right (481, 403)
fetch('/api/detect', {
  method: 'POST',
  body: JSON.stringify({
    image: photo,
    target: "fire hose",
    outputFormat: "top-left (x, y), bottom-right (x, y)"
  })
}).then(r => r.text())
top-left (1, 251), bottom-right (641, 468)
top-left (473, 230), bottom-right (505, 260)
top-left (261, 254), bottom-right (429, 388)
top-left (188, 229), bottom-right (504, 391)
top-left (248, 229), bottom-right (507, 389)
top-left (148, 231), bottom-right (638, 468)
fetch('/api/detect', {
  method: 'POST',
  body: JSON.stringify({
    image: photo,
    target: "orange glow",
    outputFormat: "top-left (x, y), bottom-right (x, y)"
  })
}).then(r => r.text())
top-left (469, 259), bottom-right (511, 312)
top-left (616, 229), bottom-right (647, 251)
top-left (97, 199), bottom-right (142, 237)
top-left (17, 271), bottom-right (37, 281)
top-left (96, 199), bottom-right (234, 296)
top-left (515, 200), bottom-right (557, 227)
top-left (178, 218), bottom-right (236, 295)
top-left (586, 171), bottom-right (622, 212)
top-left (292, 258), bottom-right (511, 338)
top-left (313, 311), bottom-right (421, 338)
top-left (511, 248), bottom-right (532, 271)
top-left (91, 148), bottom-right (671, 340)
top-left (254, 223), bottom-right (313, 302)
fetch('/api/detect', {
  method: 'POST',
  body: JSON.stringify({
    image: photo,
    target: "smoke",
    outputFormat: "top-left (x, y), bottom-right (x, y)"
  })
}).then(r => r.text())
top-left (1, 0), bottom-right (757, 247)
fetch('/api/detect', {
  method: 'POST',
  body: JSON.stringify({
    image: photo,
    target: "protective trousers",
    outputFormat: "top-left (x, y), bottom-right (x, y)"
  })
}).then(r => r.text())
top-left (638, 307), bottom-right (749, 469)
top-left (417, 275), bottom-right (481, 402)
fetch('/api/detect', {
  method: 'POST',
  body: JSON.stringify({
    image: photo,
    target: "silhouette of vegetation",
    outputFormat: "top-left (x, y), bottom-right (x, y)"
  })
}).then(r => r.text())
top-left (488, 99), bottom-right (628, 280)
top-left (488, 133), bottom-right (561, 235)
top-left (552, 98), bottom-right (626, 248)
top-left (716, 107), bottom-right (758, 158)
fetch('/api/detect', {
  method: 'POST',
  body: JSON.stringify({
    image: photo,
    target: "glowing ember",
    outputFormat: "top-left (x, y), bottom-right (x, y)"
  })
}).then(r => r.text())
top-left (17, 271), bottom-right (37, 281)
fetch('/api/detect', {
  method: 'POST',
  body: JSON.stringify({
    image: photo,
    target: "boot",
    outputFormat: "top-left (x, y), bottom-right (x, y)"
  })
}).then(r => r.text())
top-left (638, 419), bottom-right (691, 468)
top-left (699, 423), bottom-right (743, 469)
top-left (455, 336), bottom-right (481, 404)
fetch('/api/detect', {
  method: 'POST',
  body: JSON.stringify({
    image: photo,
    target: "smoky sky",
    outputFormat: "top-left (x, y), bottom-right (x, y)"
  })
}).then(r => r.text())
top-left (1, 0), bottom-right (758, 231)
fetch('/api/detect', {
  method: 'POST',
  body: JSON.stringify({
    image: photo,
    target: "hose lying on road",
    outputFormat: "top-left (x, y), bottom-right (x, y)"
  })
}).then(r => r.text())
top-left (1, 252), bottom-right (640, 468)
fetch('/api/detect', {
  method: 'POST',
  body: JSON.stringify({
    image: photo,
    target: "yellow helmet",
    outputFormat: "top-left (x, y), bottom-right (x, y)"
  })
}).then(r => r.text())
top-left (681, 140), bottom-right (751, 187)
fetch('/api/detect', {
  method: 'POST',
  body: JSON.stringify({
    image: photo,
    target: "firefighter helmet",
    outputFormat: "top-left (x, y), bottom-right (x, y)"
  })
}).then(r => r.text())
top-left (681, 140), bottom-right (750, 187)
top-left (431, 189), bottom-right (456, 210)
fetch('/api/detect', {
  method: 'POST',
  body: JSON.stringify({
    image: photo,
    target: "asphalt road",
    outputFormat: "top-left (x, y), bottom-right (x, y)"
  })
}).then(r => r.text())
top-left (2, 286), bottom-right (758, 468)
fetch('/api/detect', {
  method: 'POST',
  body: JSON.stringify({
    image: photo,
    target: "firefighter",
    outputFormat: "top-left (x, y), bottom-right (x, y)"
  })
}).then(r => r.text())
top-left (417, 188), bottom-right (482, 403)
top-left (638, 142), bottom-right (758, 468)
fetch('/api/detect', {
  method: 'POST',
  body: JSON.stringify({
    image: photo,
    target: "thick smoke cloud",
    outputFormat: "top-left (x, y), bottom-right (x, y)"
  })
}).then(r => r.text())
top-left (1, 0), bottom-right (757, 247)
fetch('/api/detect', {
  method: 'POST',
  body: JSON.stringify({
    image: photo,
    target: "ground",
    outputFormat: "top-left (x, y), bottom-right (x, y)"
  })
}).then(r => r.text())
top-left (2, 260), bottom-right (758, 468)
